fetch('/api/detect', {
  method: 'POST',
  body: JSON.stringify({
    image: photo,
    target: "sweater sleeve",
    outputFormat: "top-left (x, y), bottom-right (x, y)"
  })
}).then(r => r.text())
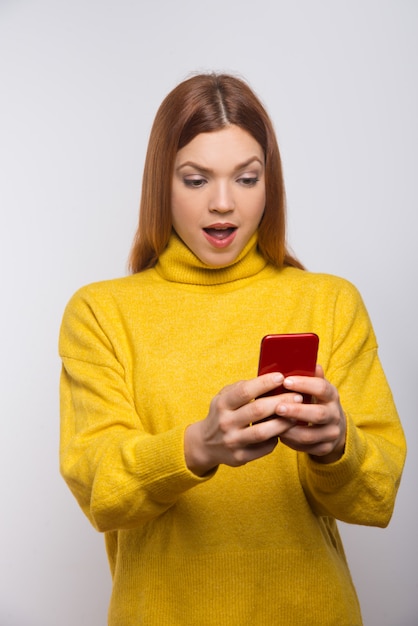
top-left (59, 287), bottom-right (215, 532)
top-left (297, 280), bottom-right (406, 527)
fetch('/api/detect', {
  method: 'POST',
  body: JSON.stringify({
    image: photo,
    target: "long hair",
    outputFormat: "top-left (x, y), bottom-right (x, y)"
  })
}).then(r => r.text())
top-left (129, 73), bottom-right (303, 272)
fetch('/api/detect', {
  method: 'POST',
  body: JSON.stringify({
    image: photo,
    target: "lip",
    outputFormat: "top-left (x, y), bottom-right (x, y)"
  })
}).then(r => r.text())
top-left (202, 223), bottom-right (238, 249)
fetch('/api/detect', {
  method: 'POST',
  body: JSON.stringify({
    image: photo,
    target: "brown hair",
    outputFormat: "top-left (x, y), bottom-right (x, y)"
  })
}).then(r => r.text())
top-left (129, 73), bottom-right (303, 272)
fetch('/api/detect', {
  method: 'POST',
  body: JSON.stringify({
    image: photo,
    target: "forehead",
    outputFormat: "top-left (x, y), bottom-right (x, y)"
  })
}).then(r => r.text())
top-left (175, 125), bottom-right (264, 167)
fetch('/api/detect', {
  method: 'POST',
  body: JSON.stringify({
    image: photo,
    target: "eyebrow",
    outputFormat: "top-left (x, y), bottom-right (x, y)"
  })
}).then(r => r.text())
top-left (176, 156), bottom-right (264, 175)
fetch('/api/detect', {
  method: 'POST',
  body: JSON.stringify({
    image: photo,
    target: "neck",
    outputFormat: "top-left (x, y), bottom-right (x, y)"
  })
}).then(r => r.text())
top-left (155, 232), bottom-right (267, 286)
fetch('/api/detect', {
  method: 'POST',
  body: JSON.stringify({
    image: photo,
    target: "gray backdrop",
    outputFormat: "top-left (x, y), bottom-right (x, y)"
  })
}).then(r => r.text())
top-left (1, 1), bottom-right (417, 624)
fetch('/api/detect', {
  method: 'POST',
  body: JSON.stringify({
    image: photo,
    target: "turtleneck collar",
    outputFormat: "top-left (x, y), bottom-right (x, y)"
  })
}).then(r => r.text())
top-left (155, 231), bottom-right (268, 286)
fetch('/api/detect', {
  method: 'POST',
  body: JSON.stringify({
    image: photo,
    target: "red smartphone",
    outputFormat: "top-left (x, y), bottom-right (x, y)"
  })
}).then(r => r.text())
top-left (257, 333), bottom-right (319, 403)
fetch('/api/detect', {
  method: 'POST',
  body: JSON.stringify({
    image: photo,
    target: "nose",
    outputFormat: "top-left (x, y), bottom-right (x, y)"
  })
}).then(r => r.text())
top-left (209, 181), bottom-right (235, 213)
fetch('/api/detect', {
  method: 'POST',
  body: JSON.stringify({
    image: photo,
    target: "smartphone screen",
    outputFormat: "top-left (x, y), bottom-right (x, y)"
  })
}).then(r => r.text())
top-left (257, 333), bottom-right (319, 402)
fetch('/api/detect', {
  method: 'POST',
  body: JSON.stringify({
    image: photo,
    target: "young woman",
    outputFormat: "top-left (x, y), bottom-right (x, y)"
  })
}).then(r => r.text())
top-left (59, 73), bottom-right (406, 625)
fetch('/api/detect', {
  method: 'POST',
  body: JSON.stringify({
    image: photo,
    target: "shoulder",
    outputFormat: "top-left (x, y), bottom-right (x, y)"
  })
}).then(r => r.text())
top-left (59, 271), bottom-right (157, 358)
top-left (274, 267), bottom-right (372, 335)
top-left (277, 266), bottom-right (364, 302)
top-left (277, 267), bottom-right (377, 362)
top-left (63, 270), bottom-right (156, 311)
top-left (60, 270), bottom-right (158, 337)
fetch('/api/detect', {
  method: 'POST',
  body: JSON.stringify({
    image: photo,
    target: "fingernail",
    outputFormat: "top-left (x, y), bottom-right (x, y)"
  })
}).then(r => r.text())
top-left (285, 377), bottom-right (294, 388)
top-left (273, 373), bottom-right (284, 383)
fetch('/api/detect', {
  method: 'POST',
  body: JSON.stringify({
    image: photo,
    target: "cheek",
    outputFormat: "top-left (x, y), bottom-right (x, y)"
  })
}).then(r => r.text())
top-left (170, 188), bottom-right (186, 225)
top-left (171, 194), bottom-right (198, 239)
top-left (253, 191), bottom-right (266, 221)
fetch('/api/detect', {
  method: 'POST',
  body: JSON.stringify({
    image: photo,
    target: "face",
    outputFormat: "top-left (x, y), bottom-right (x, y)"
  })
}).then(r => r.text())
top-left (171, 125), bottom-right (266, 267)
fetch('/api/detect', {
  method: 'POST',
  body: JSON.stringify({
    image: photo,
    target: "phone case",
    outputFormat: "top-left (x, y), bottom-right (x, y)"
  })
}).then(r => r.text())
top-left (257, 333), bottom-right (319, 401)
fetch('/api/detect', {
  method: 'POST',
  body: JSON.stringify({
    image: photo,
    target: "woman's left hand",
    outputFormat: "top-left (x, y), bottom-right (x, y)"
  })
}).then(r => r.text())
top-left (275, 365), bottom-right (346, 463)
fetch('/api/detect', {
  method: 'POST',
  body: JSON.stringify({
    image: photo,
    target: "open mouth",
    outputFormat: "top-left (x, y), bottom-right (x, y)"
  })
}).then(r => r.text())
top-left (203, 227), bottom-right (237, 241)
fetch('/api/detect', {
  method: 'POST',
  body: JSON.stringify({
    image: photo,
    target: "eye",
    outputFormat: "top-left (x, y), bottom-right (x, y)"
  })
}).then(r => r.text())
top-left (238, 176), bottom-right (259, 187)
top-left (183, 177), bottom-right (207, 188)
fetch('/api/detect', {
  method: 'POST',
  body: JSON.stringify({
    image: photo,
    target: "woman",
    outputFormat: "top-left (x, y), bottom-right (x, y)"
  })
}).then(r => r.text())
top-left (59, 73), bottom-right (406, 625)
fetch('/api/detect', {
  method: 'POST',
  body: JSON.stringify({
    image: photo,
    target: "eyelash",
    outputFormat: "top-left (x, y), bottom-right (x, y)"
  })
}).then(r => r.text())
top-left (183, 177), bottom-right (259, 189)
top-left (240, 177), bottom-right (259, 187)
top-left (184, 178), bottom-right (206, 188)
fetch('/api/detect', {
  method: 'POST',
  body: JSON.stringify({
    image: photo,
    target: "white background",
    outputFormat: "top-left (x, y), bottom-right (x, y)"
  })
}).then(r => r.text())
top-left (1, 1), bottom-right (417, 624)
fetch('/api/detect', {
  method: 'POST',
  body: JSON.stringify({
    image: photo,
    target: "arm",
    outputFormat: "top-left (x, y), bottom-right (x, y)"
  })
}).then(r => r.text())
top-left (59, 289), bottom-right (215, 532)
top-left (297, 349), bottom-right (406, 527)
top-left (279, 282), bottom-right (406, 526)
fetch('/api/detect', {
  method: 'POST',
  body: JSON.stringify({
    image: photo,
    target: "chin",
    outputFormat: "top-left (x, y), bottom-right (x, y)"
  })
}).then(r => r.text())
top-left (201, 252), bottom-right (239, 268)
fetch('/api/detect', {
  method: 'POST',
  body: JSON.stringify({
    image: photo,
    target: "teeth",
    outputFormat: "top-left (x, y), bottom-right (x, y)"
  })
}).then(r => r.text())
top-left (204, 227), bottom-right (235, 240)
top-left (204, 226), bottom-right (235, 231)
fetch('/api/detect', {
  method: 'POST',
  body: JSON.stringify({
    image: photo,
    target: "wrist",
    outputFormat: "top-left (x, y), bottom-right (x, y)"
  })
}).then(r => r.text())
top-left (310, 442), bottom-right (345, 464)
top-left (184, 423), bottom-right (217, 477)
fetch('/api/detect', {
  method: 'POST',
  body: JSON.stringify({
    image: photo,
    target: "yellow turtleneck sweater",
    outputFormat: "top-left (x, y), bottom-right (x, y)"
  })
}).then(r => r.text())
top-left (59, 233), bottom-right (406, 626)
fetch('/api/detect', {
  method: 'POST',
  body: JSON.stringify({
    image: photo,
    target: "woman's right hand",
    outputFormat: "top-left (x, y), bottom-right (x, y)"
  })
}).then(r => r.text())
top-left (184, 373), bottom-right (300, 476)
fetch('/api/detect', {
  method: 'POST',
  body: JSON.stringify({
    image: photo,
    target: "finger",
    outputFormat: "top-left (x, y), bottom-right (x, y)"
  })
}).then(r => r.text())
top-left (219, 373), bottom-right (284, 411)
top-left (280, 421), bottom-right (344, 455)
top-left (274, 392), bottom-right (304, 405)
top-left (227, 415), bottom-right (296, 453)
top-left (242, 391), bottom-right (303, 427)
top-left (283, 370), bottom-right (334, 403)
top-left (227, 437), bottom-right (280, 466)
top-left (273, 400), bottom-right (328, 426)
top-left (247, 417), bottom-right (297, 443)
